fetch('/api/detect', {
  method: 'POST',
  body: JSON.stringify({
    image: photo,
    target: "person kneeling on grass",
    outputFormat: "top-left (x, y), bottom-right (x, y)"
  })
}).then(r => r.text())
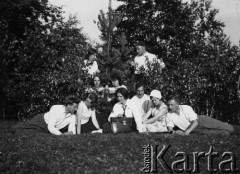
top-left (142, 90), bottom-right (173, 132)
top-left (12, 95), bottom-right (79, 135)
top-left (76, 92), bottom-right (103, 134)
top-left (166, 95), bottom-right (234, 136)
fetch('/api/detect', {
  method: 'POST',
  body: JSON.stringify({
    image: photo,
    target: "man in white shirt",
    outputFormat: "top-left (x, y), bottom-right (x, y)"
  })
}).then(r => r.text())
top-left (166, 95), bottom-right (234, 136)
top-left (131, 83), bottom-right (152, 117)
top-left (130, 41), bottom-right (165, 80)
top-left (12, 95), bottom-right (79, 135)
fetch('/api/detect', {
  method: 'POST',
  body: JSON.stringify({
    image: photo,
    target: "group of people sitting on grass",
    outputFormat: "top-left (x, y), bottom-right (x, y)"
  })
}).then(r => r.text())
top-left (12, 79), bottom-right (234, 136)
top-left (12, 41), bottom-right (234, 136)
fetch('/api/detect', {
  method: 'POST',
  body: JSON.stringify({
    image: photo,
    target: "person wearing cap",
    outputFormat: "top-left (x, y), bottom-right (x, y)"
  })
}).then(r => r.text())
top-left (166, 95), bottom-right (234, 136)
top-left (131, 82), bottom-right (152, 117)
top-left (129, 41), bottom-right (165, 81)
top-left (83, 48), bottom-right (100, 77)
top-left (142, 89), bottom-right (173, 132)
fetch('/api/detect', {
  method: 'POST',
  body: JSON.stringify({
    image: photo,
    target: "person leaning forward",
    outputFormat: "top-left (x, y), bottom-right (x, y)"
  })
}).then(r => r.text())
top-left (12, 95), bottom-right (79, 135)
top-left (166, 95), bottom-right (234, 136)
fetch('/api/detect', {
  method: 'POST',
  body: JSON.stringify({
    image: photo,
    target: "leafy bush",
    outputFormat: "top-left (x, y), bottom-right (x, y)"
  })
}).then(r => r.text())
top-left (0, 0), bottom-right (90, 119)
top-left (96, 0), bottom-right (240, 124)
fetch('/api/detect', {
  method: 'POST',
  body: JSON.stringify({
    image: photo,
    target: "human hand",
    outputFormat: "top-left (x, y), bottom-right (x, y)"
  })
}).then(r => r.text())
top-left (175, 130), bottom-right (189, 136)
top-left (63, 131), bottom-right (73, 135)
top-left (91, 129), bottom-right (103, 134)
top-left (129, 61), bottom-right (135, 66)
top-left (117, 114), bottom-right (123, 118)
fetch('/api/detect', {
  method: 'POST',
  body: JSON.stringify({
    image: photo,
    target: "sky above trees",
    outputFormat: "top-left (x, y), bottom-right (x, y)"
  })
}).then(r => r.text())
top-left (49, 0), bottom-right (240, 46)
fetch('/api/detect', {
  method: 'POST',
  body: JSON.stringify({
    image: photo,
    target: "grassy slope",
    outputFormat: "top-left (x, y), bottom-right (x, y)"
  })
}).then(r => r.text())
top-left (0, 121), bottom-right (240, 174)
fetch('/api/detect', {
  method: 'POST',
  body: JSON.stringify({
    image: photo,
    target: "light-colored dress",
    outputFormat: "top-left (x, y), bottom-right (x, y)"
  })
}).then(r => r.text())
top-left (142, 103), bottom-right (171, 132)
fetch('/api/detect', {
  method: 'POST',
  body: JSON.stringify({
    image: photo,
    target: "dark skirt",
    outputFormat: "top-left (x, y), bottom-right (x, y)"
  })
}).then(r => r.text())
top-left (81, 112), bottom-right (112, 133)
top-left (81, 117), bottom-right (98, 133)
top-left (11, 113), bottom-right (49, 134)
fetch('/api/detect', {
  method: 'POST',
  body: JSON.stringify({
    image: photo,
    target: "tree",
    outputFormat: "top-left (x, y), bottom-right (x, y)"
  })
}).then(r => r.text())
top-left (0, 0), bottom-right (89, 119)
top-left (97, 1), bottom-right (134, 83)
top-left (97, 0), bottom-right (240, 123)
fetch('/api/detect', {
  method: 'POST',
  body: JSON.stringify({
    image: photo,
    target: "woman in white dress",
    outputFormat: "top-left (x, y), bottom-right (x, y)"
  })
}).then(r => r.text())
top-left (142, 90), bottom-right (172, 132)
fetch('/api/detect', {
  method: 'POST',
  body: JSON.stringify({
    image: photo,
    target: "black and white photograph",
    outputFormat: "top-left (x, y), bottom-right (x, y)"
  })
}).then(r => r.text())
top-left (1, 0), bottom-right (240, 173)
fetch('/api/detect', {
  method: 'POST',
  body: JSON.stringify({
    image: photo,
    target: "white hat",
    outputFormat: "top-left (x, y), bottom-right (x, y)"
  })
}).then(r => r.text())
top-left (150, 90), bottom-right (162, 99)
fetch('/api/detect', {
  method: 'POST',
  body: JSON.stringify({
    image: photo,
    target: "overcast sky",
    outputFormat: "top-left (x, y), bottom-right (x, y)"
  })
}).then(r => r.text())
top-left (49, 0), bottom-right (240, 46)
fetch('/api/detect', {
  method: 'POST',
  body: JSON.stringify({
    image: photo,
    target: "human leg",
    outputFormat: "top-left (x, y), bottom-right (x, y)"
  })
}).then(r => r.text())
top-left (96, 112), bottom-right (109, 129)
top-left (197, 115), bottom-right (234, 134)
top-left (81, 117), bottom-right (98, 133)
top-left (11, 113), bottom-right (49, 134)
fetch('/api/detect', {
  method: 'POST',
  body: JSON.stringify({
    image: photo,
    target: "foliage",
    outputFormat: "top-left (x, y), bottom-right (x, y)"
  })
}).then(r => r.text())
top-left (97, 0), bottom-right (240, 123)
top-left (97, 4), bottom-right (134, 79)
top-left (0, 0), bottom-right (89, 119)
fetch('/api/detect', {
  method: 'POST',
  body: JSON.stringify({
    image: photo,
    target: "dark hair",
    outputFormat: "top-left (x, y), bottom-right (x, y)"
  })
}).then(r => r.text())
top-left (116, 88), bottom-right (129, 99)
top-left (136, 41), bottom-right (146, 47)
top-left (86, 48), bottom-right (97, 59)
top-left (83, 92), bottom-right (98, 102)
top-left (135, 82), bottom-right (145, 90)
top-left (64, 95), bottom-right (80, 106)
top-left (82, 92), bottom-right (98, 108)
top-left (92, 75), bottom-right (101, 86)
top-left (167, 95), bottom-right (181, 104)
top-left (111, 74), bottom-right (122, 86)
top-left (93, 75), bottom-right (100, 81)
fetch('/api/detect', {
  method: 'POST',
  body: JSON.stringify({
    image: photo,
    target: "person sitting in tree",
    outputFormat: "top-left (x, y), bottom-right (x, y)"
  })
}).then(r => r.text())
top-left (142, 90), bottom-right (172, 132)
top-left (83, 48), bottom-right (100, 77)
top-left (129, 41), bottom-right (165, 82)
top-left (12, 95), bottom-right (79, 135)
top-left (166, 95), bottom-right (234, 136)
top-left (85, 75), bottom-right (105, 99)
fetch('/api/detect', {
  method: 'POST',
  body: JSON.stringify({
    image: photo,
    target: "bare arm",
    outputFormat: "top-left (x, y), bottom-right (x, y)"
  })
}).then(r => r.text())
top-left (167, 126), bottom-right (174, 132)
top-left (143, 107), bottom-right (167, 124)
top-left (76, 103), bottom-right (84, 134)
top-left (91, 110), bottom-right (101, 130)
top-left (185, 119), bottom-right (198, 135)
top-left (142, 108), bottom-right (152, 122)
top-left (175, 119), bottom-right (198, 136)
top-left (77, 114), bottom-right (81, 134)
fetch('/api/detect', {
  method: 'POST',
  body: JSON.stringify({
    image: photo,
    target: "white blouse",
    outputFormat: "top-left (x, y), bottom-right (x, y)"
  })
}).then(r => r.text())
top-left (77, 101), bottom-right (95, 125)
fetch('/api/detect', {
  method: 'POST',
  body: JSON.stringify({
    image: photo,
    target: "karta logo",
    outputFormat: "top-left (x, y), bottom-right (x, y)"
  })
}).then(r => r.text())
top-left (142, 145), bottom-right (239, 173)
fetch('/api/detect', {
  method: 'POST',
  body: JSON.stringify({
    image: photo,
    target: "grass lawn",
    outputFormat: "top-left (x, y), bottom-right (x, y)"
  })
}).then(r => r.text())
top-left (0, 120), bottom-right (240, 173)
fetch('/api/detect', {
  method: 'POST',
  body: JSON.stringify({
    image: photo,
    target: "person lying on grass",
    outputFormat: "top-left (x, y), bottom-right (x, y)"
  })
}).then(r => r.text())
top-left (108, 87), bottom-right (143, 133)
top-left (12, 95), bottom-right (79, 135)
top-left (142, 90), bottom-right (173, 132)
top-left (76, 92), bottom-right (102, 134)
top-left (166, 95), bottom-right (234, 136)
